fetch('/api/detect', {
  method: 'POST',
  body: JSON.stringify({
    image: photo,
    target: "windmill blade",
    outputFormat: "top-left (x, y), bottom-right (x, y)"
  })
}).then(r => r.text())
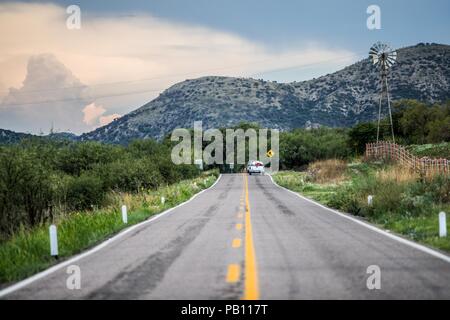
top-left (369, 45), bottom-right (381, 65)
top-left (369, 42), bottom-right (397, 69)
top-left (386, 52), bottom-right (397, 69)
top-left (387, 54), bottom-right (396, 62)
top-left (369, 45), bottom-right (379, 54)
top-left (388, 52), bottom-right (397, 64)
top-left (386, 57), bottom-right (396, 67)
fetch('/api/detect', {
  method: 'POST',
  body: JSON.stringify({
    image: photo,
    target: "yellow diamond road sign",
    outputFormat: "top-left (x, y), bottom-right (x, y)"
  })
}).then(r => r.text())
top-left (266, 149), bottom-right (274, 158)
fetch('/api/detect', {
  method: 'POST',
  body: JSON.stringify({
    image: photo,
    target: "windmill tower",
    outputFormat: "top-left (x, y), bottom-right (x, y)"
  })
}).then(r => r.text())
top-left (369, 42), bottom-right (397, 143)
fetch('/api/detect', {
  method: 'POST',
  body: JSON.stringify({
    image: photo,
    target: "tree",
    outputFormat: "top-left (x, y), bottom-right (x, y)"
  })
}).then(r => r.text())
top-left (348, 122), bottom-right (377, 154)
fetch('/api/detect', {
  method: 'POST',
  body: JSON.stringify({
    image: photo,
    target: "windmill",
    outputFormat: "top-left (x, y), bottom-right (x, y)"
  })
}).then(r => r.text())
top-left (369, 42), bottom-right (397, 143)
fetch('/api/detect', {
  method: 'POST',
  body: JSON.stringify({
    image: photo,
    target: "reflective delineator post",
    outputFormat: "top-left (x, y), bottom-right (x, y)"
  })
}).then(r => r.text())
top-left (439, 212), bottom-right (447, 238)
top-left (49, 224), bottom-right (58, 258)
top-left (368, 195), bottom-right (373, 206)
top-left (122, 205), bottom-right (128, 224)
top-left (161, 196), bottom-right (165, 205)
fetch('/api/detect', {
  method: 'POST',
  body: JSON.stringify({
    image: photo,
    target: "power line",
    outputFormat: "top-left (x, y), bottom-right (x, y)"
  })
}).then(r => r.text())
top-left (0, 50), bottom-right (367, 97)
top-left (249, 52), bottom-right (366, 77)
top-left (0, 55), bottom-right (303, 96)
top-left (0, 88), bottom-right (165, 107)
top-left (0, 50), bottom-right (369, 108)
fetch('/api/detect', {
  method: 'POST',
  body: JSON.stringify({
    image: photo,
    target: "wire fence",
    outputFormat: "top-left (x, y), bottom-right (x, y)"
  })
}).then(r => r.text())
top-left (365, 141), bottom-right (449, 175)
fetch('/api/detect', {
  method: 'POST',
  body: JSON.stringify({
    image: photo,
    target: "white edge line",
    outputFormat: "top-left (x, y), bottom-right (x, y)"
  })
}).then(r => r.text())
top-left (268, 174), bottom-right (450, 264)
top-left (0, 174), bottom-right (223, 298)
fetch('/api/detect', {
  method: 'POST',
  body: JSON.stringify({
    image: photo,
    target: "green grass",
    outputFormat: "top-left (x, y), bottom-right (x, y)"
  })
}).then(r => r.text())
top-left (273, 166), bottom-right (450, 253)
top-left (273, 171), bottom-right (347, 204)
top-left (0, 170), bottom-right (219, 285)
top-left (406, 142), bottom-right (450, 159)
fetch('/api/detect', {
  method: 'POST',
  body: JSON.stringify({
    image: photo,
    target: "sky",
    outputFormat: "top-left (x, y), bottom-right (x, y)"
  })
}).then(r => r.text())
top-left (0, 0), bottom-right (449, 134)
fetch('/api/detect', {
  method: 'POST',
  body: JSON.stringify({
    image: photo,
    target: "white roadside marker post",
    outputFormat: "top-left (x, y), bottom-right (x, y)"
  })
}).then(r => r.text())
top-left (122, 205), bottom-right (128, 224)
top-left (161, 196), bottom-right (165, 205)
top-left (49, 224), bottom-right (58, 258)
top-left (194, 159), bottom-right (203, 170)
top-left (439, 212), bottom-right (447, 238)
top-left (368, 195), bottom-right (374, 206)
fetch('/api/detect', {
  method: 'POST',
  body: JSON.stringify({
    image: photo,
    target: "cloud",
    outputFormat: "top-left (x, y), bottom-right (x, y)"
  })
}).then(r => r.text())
top-left (0, 53), bottom-right (91, 134)
top-left (0, 2), bottom-right (357, 134)
top-left (83, 102), bottom-right (120, 127)
top-left (99, 114), bottom-right (121, 126)
top-left (82, 103), bottom-right (106, 126)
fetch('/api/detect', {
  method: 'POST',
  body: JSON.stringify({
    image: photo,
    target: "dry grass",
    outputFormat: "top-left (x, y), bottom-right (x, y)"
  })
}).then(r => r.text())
top-left (307, 159), bottom-right (348, 183)
top-left (375, 165), bottom-right (419, 184)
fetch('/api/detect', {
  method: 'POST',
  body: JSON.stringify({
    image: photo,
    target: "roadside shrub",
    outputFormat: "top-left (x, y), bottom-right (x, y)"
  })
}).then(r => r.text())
top-left (371, 180), bottom-right (408, 215)
top-left (157, 160), bottom-right (184, 185)
top-left (350, 171), bottom-right (377, 195)
top-left (93, 157), bottom-right (164, 192)
top-left (279, 127), bottom-right (350, 169)
top-left (66, 174), bottom-right (105, 211)
top-left (348, 122), bottom-right (377, 154)
top-left (407, 142), bottom-right (450, 159)
top-left (328, 186), bottom-right (363, 216)
top-left (0, 138), bottom-right (204, 240)
top-left (176, 164), bottom-right (201, 180)
top-left (400, 191), bottom-right (433, 216)
top-left (421, 174), bottom-right (450, 203)
top-left (53, 142), bottom-right (121, 176)
top-left (0, 147), bottom-right (54, 236)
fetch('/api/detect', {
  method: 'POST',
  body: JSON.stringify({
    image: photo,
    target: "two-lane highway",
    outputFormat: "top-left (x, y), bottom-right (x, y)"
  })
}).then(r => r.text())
top-left (3, 174), bottom-right (450, 299)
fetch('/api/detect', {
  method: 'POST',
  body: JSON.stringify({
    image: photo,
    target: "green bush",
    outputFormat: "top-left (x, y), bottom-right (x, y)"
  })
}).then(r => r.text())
top-left (53, 142), bottom-right (121, 176)
top-left (66, 174), bottom-right (104, 211)
top-left (347, 100), bottom-right (450, 154)
top-left (348, 122), bottom-right (377, 154)
top-left (0, 146), bottom-right (54, 236)
top-left (92, 157), bottom-right (163, 192)
top-left (328, 186), bottom-right (363, 216)
top-left (280, 127), bottom-right (350, 169)
top-left (0, 138), bottom-right (203, 239)
top-left (421, 175), bottom-right (450, 203)
top-left (407, 142), bottom-right (450, 159)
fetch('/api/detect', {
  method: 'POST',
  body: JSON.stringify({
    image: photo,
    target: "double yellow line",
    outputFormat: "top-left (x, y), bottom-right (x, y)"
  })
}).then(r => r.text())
top-left (243, 173), bottom-right (259, 300)
top-left (226, 174), bottom-right (259, 299)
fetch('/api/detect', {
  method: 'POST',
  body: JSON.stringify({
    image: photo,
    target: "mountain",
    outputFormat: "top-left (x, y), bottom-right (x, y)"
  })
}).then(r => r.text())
top-left (45, 132), bottom-right (78, 141)
top-left (80, 43), bottom-right (450, 143)
top-left (0, 129), bottom-right (77, 144)
top-left (4, 43), bottom-right (450, 144)
top-left (0, 129), bottom-right (34, 144)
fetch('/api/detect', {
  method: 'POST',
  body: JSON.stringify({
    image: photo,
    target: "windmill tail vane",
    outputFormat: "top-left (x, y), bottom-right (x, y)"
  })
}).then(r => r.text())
top-left (369, 42), bottom-right (397, 143)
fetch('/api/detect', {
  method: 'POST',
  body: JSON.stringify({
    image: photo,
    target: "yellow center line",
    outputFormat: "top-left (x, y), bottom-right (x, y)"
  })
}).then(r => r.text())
top-left (237, 212), bottom-right (243, 219)
top-left (243, 173), bottom-right (259, 300)
top-left (226, 264), bottom-right (240, 283)
top-left (232, 238), bottom-right (242, 248)
top-left (236, 223), bottom-right (243, 230)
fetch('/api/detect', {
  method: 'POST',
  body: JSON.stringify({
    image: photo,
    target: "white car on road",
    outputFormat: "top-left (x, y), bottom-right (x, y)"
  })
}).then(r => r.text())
top-left (247, 160), bottom-right (265, 175)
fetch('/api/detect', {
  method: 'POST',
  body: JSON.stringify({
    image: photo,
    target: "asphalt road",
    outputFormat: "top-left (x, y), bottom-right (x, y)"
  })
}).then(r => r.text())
top-left (3, 173), bottom-right (450, 299)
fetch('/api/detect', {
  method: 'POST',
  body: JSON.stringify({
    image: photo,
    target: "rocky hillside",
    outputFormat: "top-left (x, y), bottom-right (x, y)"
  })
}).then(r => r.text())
top-left (0, 129), bottom-right (77, 144)
top-left (13, 43), bottom-right (450, 144)
top-left (0, 129), bottom-right (33, 144)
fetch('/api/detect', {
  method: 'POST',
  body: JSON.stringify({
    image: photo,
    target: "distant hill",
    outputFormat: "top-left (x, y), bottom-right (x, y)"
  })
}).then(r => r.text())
top-left (0, 129), bottom-right (33, 144)
top-left (2, 43), bottom-right (449, 145)
top-left (45, 132), bottom-right (78, 141)
top-left (78, 43), bottom-right (450, 143)
top-left (0, 129), bottom-right (77, 144)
